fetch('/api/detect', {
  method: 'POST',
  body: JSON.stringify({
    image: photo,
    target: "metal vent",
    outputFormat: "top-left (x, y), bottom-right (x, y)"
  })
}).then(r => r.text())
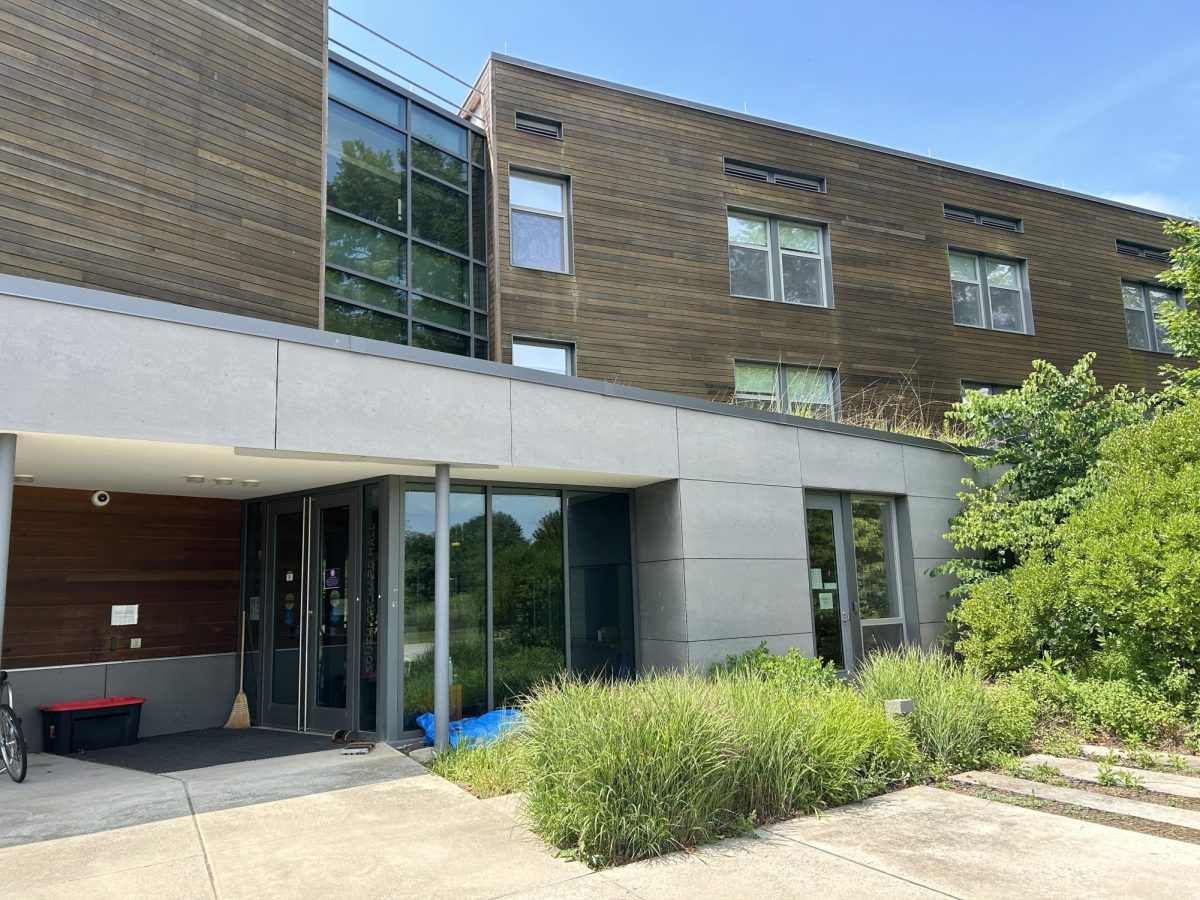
top-left (723, 158), bottom-right (825, 192)
top-left (774, 174), bottom-right (823, 192)
top-left (724, 161), bottom-right (770, 182)
top-left (515, 112), bottom-right (563, 139)
top-left (944, 204), bottom-right (1023, 232)
top-left (1116, 239), bottom-right (1170, 261)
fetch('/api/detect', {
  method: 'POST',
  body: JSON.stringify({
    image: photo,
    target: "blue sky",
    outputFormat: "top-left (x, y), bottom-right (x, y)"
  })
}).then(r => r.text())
top-left (330, 1), bottom-right (1200, 217)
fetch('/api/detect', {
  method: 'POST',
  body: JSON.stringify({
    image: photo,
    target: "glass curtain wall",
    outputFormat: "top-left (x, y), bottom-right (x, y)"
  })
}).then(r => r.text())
top-left (325, 60), bottom-right (489, 359)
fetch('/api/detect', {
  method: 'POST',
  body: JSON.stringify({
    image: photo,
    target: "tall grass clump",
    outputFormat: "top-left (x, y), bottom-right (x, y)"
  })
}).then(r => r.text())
top-left (857, 646), bottom-right (1007, 770)
top-left (429, 731), bottom-right (531, 799)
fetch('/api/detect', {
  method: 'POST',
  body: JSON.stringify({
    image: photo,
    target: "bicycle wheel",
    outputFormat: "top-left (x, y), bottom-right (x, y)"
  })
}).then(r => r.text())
top-left (0, 704), bottom-right (27, 783)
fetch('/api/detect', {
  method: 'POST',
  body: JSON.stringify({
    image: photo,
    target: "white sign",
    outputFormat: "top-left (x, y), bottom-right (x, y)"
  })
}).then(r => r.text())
top-left (818, 592), bottom-right (834, 611)
top-left (809, 568), bottom-right (823, 589)
top-left (111, 604), bottom-right (139, 626)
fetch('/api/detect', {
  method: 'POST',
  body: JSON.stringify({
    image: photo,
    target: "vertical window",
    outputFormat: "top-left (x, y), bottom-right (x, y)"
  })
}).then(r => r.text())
top-left (851, 498), bottom-right (906, 654)
top-left (512, 338), bottom-right (575, 376)
top-left (510, 171), bottom-right (570, 272)
top-left (1122, 281), bottom-right (1182, 353)
top-left (948, 250), bottom-right (1032, 333)
top-left (728, 213), bottom-right (830, 307)
top-left (734, 361), bottom-right (838, 420)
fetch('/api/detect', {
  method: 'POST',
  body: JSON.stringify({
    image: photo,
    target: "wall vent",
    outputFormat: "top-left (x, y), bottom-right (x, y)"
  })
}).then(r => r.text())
top-left (515, 112), bottom-right (563, 139)
top-left (1116, 239), bottom-right (1170, 262)
top-left (724, 158), bottom-right (825, 193)
top-left (944, 204), bottom-right (1023, 232)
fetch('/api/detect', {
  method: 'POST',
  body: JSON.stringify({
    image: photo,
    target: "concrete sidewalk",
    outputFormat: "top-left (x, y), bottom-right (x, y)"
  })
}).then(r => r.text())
top-left (2, 759), bottom-right (1200, 899)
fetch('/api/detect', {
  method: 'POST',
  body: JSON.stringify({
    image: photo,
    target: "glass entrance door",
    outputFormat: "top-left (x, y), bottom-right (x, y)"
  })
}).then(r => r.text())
top-left (262, 499), bottom-right (305, 729)
top-left (804, 495), bottom-right (854, 670)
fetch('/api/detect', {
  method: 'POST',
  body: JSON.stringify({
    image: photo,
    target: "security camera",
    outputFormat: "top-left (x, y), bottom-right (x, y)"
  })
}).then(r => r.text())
top-left (91, 490), bottom-right (111, 508)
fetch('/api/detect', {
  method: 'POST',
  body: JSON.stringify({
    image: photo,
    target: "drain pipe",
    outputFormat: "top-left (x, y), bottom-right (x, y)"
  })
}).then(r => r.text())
top-left (0, 433), bottom-right (15, 673)
top-left (433, 462), bottom-right (451, 752)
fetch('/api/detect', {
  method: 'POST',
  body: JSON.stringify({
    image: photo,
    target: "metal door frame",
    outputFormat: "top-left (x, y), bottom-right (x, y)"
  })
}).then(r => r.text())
top-left (260, 497), bottom-right (306, 730)
top-left (804, 492), bottom-right (859, 671)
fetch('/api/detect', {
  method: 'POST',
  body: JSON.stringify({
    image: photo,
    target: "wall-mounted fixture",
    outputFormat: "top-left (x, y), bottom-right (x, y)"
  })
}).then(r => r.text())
top-left (241, 479), bottom-right (260, 488)
top-left (184, 475), bottom-right (205, 483)
top-left (91, 490), bottom-right (111, 507)
top-left (213, 477), bottom-right (234, 486)
top-left (13, 474), bottom-right (34, 483)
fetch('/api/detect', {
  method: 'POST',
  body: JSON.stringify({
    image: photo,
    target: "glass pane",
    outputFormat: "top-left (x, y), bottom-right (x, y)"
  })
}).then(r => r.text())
top-left (270, 510), bottom-right (303, 706)
top-left (473, 340), bottom-right (489, 360)
top-left (948, 252), bottom-right (978, 282)
top-left (511, 174), bottom-right (564, 212)
top-left (781, 253), bottom-right (823, 305)
top-left (473, 264), bottom-right (488, 310)
top-left (474, 313), bottom-right (488, 336)
top-left (328, 63), bottom-right (405, 128)
top-left (513, 341), bottom-right (571, 374)
top-left (243, 504), bottom-right (263, 720)
top-left (411, 322), bottom-right (472, 356)
top-left (412, 294), bottom-right (470, 331)
top-left (327, 102), bottom-right (407, 232)
top-left (851, 499), bottom-right (896, 619)
top-left (806, 507), bottom-right (845, 670)
top-left (412, 139), bottom-right (468, 188)
top-left (952, 281), bottom-right (983, 326)
top-left (735, 362), bottom-right (777, 395)
top-left (1125, 307), bottom-right (1151, 350)
top-left (961, 382), bottom-right (993, 399)
top-left (324, 269), bottom-right (405, 314)
top-left (1150, 292), bottom-right (1175, 351)
top-left (729, 245), bottom-right (771, 298)
top-left (862, 622), bottom-right (906, 656)
top-left (785, 368), bottom-right (833, 418)
top-left (412, 241), bottom-right (469, 303)
top-left (779, 222), bottom-right (820, 253)
top-left (411, 173), bottom-right (469, 255)
top-left (471, 167), bottom-right (487, 261)
top-left (567, 492), bottom-right (635, 679)
top-left (411, 104), bottom-right (467, 157)
top-left (985, 259), bottom-right (1019, 290)
top-left (989, 287), bottom-right (1024, 332)
top-left (727, 214), bottom-right (768, 247)
top-left (471, 130), bottom-right (486, 167)
top-left (492, 489), bottom-right (565, 706)
top-left (512, 210), bottom-right (565, 271)
top-left (403, 486), bottom-right (487, 729)
top-left (315, 504), bottom-right (350, 710)
top-left (325, 299), bottom-right (407, 345)
top-left (360, 484), bottom-right (380, 733)
top-left (1122, 283), bottom-right (1145, 310)
top-left (325, 212), bottom-right (405, 284)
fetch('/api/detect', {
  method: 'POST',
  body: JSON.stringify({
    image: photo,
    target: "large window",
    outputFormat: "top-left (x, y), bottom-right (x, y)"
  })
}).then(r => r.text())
top-left (728, 212), bottom-right (830, 307)
top-left (324, 60), bottom-right (488, 360)
top-left (510, 171), bottom-right (571, 272)
top-left (948, 250), bottom-right (1032, 333)
top-left (512, 338), bottom-right (575, 375)
top-left (734, 360), bottom-right (838, 421)
top-left (1122, 281), bottom-right (1182, 353)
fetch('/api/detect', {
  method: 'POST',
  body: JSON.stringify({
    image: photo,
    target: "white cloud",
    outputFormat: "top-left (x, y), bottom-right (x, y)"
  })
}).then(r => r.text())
top-left (1100, 191), bottom-right (1191, 217)
top-left (1144, 151), bottom-right (1185, 175)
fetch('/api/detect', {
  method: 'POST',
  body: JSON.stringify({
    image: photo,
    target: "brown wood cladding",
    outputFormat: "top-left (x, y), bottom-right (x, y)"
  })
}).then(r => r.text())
top-left (483, 59), bottom-right (1180, 412)
top-left (4, 487), bottom-right (242, 668)
top-left (0, 0), bottom-right (326, 325)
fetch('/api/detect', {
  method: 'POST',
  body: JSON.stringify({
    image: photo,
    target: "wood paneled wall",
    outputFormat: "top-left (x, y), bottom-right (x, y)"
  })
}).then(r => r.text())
top-left (484, 59), bottom-right (1180, 414)
top-left (0, 0), bottom-right (326, 324)
top-left (4, 488), bottom-right (242, 669)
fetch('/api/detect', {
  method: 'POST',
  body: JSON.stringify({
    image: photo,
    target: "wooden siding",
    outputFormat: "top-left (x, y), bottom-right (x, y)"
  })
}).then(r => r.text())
top-left (4, 487), bottom-right (242, 669)
top-left (0, 0), bottom-right (326, 325)
top-left (483, 59), bottom-right (1181, 414)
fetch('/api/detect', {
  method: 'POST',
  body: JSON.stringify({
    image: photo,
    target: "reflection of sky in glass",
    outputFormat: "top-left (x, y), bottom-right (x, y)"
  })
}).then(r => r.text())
top-left (493, 492), bottom-right (559, 538)
top-left (403, 487), bottom-right (557, 537)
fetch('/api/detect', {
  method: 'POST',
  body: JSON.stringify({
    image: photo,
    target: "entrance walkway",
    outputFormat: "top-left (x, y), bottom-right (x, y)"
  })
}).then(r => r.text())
top-left (3, 757), bottom-right (1200, 898)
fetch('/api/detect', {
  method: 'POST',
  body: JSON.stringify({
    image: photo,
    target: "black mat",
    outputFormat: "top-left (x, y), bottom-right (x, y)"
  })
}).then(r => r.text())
top-left (74, 727), bottom-right (334, 774)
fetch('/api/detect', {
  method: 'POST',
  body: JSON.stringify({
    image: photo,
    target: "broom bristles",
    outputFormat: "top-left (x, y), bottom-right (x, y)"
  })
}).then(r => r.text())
top-left (224, 692), bottom-right (251, 729)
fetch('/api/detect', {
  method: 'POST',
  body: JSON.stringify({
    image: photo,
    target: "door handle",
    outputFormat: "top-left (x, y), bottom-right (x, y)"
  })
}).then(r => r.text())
top-left (841, 611), bottom-right (850, 623)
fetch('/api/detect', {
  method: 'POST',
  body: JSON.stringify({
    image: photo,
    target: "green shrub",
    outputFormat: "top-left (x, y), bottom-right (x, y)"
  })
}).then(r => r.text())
top-left (714, 641), bottom-right (840, 691)
top-left (430, 732), bottom-right (530, 798)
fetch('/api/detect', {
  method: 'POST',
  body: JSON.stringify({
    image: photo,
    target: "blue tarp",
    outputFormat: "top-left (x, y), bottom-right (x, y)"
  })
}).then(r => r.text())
top-left (415, 708), bottom-right (525, 748)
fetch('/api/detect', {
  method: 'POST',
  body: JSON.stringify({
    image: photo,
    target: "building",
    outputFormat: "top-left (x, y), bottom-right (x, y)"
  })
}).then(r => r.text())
top-left (0, 1), bottom-right (1180, 748)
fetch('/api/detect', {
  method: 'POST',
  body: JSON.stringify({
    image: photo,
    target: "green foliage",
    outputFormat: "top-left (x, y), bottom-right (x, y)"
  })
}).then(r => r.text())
top-left (713, 641), bottom-right (840, 690)
top-left (938, 355), bottom-right (1148, 593)
top-left (519, 672), bottom-right (916, 867)
top-left (1156, 219), bottom-right (1200, 406)
top-left (429, 732), bottom-right (530, 799)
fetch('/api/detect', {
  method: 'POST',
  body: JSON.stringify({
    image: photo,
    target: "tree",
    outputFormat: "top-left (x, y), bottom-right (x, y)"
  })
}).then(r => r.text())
top-left (1155, 219), bottom-right (1200, 406)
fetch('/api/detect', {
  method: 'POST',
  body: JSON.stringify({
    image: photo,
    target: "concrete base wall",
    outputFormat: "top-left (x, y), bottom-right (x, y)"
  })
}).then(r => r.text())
top-left (8, 654), bottom-right (236, 752)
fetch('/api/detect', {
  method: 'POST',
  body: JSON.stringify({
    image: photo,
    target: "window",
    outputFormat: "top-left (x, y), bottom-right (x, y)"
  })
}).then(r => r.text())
top-left (1122, 281), bottom-right (1182, 353)
top-left (513, 338), bottom-right (575, 375)
top-left (943, 204), bottom-right (1023, 233)
top-left (948, 250), bottom-right (1031, 333)
top-left (510, 171), bottom-right (570, 272)
top-left (723, 159), bottom-right (825, 193)
top-left (961, 381), bottom-right (1017, 401)
top-left (734, 361), bottom-right (838, 420)
top-left (515, 112), bottom-right (563, 139)
top-left (728, 213), bottom-right (830, 306)
top-left (1116, 240), bottom-right (1170, 262)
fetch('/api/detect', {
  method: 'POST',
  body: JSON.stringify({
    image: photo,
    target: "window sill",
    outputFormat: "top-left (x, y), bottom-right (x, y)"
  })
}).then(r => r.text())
top-left (511, 263), bottom-right (574, 276)
top-left (951, 321), bottom-right (1034, 336)
top-left (730, 292), bottom-right (832, 310)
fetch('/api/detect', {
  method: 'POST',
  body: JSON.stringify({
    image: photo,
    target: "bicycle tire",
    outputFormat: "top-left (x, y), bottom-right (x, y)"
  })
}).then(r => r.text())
top-left (0, 704), bottom-right (27, 783)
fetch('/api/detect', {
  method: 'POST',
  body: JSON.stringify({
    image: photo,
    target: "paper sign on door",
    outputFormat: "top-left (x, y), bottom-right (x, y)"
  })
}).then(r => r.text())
top-left (818, 592), bottom-right (834, 610)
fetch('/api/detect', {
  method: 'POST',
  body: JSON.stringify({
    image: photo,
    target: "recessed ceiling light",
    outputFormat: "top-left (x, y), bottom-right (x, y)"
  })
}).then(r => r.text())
top-left (241, 479), bottom-right (260, 488)
top-left (185, 475), bottom-right (205, 483)
top-left (14, 475), bottom-right (34, 484)
top-left (213, 477), bottom-right (234, 486)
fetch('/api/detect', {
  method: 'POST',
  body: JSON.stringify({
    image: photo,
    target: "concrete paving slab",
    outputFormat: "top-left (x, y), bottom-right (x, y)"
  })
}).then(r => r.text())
top-left (1025, 753), bottom-right (1200, 799)
top-left (953, 770), bottom-right (1200, 830)
top-left (15, 854), bottom-right (215, 900)
top-left (1081, 744), bottom-right (1200, 772)
top-left (768, 786), bottom-right (1200, 899)
top-left (501, 873), bottom-right (636, 898)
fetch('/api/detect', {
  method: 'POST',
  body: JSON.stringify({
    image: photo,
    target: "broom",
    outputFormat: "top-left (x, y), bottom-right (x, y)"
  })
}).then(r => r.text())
top-left (224, 611), bottom-right (251, 729)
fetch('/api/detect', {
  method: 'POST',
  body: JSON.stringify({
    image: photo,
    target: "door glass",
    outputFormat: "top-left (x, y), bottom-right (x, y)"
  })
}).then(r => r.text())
top-left (851, 499), bottom-right (896, 619)
top-left (360, 484), bottom-right (381, 733)
top-left (315, 505), bottom-right (350, 710)
top-left (243, 503), bottom-right (263, 720)
top-left (271, 510), bottom-right (304, 706)
top-left (492, 489), bottom-right (565, 706)
top-left (805, 507), bottom-right (845, 669)
top-left (566, 492), bottom-right (634, 679)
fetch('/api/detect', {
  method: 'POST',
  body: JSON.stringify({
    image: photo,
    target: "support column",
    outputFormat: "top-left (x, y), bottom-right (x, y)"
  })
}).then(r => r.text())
top-left (377, 476), bottom-right (403, 742)
top-left (433, 463), bottom-right (450, 751)
top-left (0, 433), bottom-right (15, 673)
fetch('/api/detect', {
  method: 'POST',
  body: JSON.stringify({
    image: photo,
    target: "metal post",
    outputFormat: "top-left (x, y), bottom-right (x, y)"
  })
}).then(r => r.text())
top-left (0, 433), bottom-right (16, 673)
top-left (377, 476), bottom-right (404, 742)
top-left (433, 463), bottom-right (451, 752)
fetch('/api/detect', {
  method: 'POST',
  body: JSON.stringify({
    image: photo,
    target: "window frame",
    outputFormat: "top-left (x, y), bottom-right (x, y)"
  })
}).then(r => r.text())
top-left (1121, 279), bottom-right (1184, 354)
top-left (733, 360), bottom-right (840, 421)
top-left (509, 167), bottom-right (572, 274)
top-left (947, 247), bottom-right (1034, 334)
top-left (728, 208), bottom-right (833, 308)
top-left (511, 336), bottom-right (577, 376)
top-left (850, 495), bottom-right (907, 640)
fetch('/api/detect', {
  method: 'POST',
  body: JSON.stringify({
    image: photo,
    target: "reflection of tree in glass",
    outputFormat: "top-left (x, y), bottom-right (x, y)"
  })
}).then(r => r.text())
top-left (328, 139), bottom-right (406, 230)
top-left (852, 501), bottom-right (891, 619)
